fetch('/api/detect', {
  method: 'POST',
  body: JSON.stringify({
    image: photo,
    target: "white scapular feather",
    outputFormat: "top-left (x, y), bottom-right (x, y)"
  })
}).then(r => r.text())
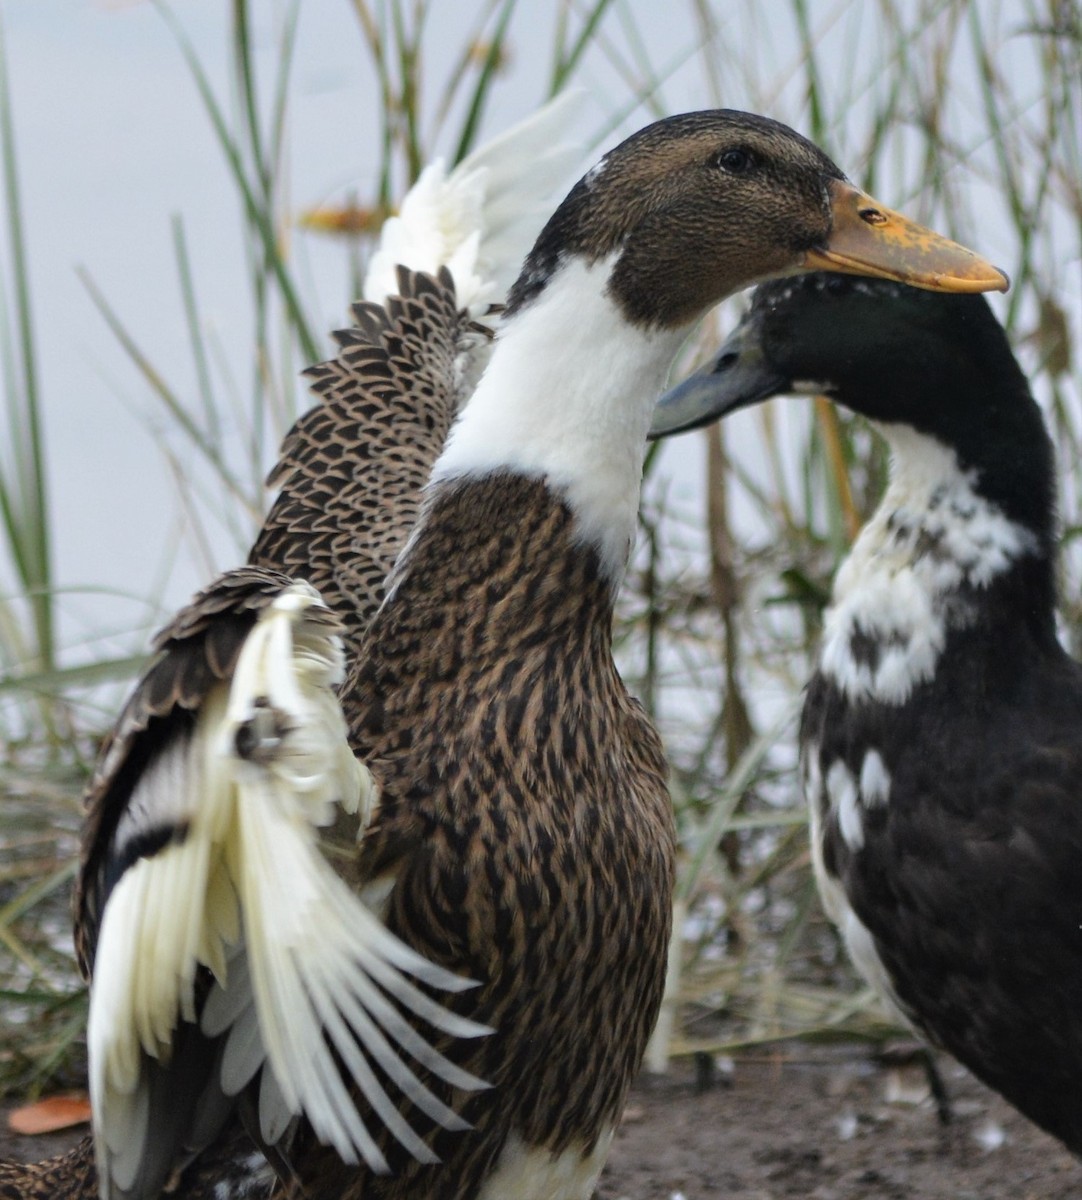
top-left (89, 583), bottom-right (490, 1193)
top-left (363, 88), bottom-right (587, 318)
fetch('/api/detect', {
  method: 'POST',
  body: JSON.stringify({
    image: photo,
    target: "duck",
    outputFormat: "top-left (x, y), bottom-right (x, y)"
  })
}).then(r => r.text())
top-left (649, 272), bottom-right (1082, 1156)
top-left (226, 115), bottom-right (1005, 1200)
top-left (1, 114), bottom-right (1004, 1200)
top-left (2, 95), bottom-right (585, 1200)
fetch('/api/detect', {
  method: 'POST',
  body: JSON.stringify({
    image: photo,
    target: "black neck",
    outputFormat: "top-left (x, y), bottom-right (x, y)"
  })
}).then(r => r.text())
top-left (755, 286), bottom-right (1056, 546)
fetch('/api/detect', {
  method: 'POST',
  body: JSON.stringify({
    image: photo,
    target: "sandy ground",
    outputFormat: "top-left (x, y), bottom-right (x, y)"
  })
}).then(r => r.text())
top-left (2, 1044), bottom-right (1078, 1198)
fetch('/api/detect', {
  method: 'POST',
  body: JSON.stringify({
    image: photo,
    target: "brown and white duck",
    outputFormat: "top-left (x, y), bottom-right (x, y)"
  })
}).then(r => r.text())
top-left (4, 96), bottom-right (584, 1200)
top-left (1, 110), bottom-right (1004, 1200)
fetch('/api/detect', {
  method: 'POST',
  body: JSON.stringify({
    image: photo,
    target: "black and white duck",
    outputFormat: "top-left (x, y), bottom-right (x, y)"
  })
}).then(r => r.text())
top-left (650, 273), bottom-right (1082, 1156)
top-left (1, 113), bottom-right (1004, 1200)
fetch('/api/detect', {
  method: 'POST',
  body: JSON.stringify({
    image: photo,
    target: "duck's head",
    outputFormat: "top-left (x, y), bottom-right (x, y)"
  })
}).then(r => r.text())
top-left (433, 111), bottom-right (1009, 587)
top-left (505, 109), bottom-right (1007, 332)
top-left (648, 272), bottom-right (1054, 533)
top-left (648, 273), bottom-right (1030, 436)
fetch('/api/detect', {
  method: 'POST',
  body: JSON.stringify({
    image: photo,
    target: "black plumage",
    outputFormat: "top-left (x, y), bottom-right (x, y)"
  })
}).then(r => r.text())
top-left (652, 273), bottom-right (1082, 1154)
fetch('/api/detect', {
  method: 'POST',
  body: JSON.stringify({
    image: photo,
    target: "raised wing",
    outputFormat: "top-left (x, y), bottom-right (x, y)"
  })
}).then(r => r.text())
top-left (249, 268), bottom-right (472, 664)
top-left (76, 567), bottom-right (488, 1199)
top-left (362, 88), bottom-right (587, 318)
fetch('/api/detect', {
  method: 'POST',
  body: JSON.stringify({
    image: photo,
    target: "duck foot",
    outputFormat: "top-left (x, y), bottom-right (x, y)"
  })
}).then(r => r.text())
top-left (921, 1048), bottom-right (953, 1126)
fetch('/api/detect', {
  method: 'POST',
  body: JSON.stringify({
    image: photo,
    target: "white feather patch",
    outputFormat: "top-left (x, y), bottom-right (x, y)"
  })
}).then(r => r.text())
top-left (806, 744), bottom-right (846, 925)
top-left (363, 89), bottom-right (587, 319)
top-left (804, 743), bottom-right (911, 1029)
top-left (838, 906), bottom-right (912, 1029)
top-left (859, 749), bottom-right (891, 808)
top-left (476, 1128), bottom-right (615, 1200)
top-left (820, 427), bottom-right (1038, 705)
top-left (429, 254), bottom-right (688, 584)
top-left (89, 690), bottom-right (239, 1199)
top-left (89, 583), bottom-right (491, 1192)
top-left (826, 759), bottom-right (863, 852)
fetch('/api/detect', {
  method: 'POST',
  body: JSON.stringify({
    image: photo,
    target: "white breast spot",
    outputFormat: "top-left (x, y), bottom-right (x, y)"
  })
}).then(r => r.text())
top-left (826, 760), bottom-right (863, 851)
top-left (859, 750), bottom-right (891, 808)
top-left (819, 427), bottom-right (1037, 706)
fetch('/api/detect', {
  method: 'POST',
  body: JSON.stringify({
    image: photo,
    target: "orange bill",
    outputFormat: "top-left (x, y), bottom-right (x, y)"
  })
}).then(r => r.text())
top-left (804, 180), bottom-right (1009, 294)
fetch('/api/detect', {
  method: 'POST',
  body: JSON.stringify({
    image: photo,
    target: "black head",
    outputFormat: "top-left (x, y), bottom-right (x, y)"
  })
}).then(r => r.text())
top-left (651, 272), bottom-right (1054, 533)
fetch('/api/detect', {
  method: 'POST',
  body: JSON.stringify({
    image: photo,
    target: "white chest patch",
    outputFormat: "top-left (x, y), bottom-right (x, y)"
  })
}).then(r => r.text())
top-left (477, 1129), bottom-right (615, 1200)
top-left (804, 742), bottom-right (911, 1028)
top-left (819, 426), bottom-right (1037, 705)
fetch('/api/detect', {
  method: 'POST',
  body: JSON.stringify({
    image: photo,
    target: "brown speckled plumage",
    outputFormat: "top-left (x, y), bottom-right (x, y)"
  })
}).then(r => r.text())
top-left (251, 265), bottom-right (675, 1196)
top-left (0, 1124), bottom-right (273, 1200)
top-left (280, 473), bottom-right (675, 1198)
top-left (250, 267), bottom-right (481, 661)
top-left (0, 1142), bottom-right (98, 1200)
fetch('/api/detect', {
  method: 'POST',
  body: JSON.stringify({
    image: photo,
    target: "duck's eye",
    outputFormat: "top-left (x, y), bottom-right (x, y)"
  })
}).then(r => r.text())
top-left (715, 147), bottom-right (754, 174)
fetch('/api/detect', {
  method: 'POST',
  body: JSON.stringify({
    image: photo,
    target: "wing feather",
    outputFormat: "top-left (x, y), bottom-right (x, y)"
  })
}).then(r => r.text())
top-left (81, 571), bottom-right (488, 1198)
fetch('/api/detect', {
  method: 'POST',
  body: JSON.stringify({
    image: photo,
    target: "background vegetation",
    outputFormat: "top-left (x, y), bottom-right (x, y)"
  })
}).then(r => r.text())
top-left (0, 0), bottom-right (1079, 1100)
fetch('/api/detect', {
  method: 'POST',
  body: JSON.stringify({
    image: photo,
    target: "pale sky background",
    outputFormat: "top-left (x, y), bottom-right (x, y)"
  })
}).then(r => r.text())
top-left (1, 1), bottom-right (1078, 711)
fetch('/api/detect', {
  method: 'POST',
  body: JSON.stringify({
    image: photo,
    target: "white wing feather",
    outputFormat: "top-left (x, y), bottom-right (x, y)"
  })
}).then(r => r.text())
top-left (89, 583), bottom-right (489, 1195)
top-left (362, 88), bottom-right (588, 318)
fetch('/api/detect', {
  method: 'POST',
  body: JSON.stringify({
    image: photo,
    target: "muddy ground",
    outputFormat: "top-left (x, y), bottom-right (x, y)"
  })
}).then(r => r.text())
top-left (3, 1043), bottom-right (1078, 1198)
top-left (599, 1047), bottom-right (1079, 1199)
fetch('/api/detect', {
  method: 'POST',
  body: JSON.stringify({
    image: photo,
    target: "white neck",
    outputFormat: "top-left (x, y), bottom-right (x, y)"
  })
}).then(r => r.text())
top-left (430, 254), bottom-right (689, 584)
top-left (819, 422), bottom-right (1038, 706)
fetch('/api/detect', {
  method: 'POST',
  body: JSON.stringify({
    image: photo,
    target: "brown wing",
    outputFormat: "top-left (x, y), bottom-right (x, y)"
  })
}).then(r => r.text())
top-left (249, 267), bottom-right (489, 665)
